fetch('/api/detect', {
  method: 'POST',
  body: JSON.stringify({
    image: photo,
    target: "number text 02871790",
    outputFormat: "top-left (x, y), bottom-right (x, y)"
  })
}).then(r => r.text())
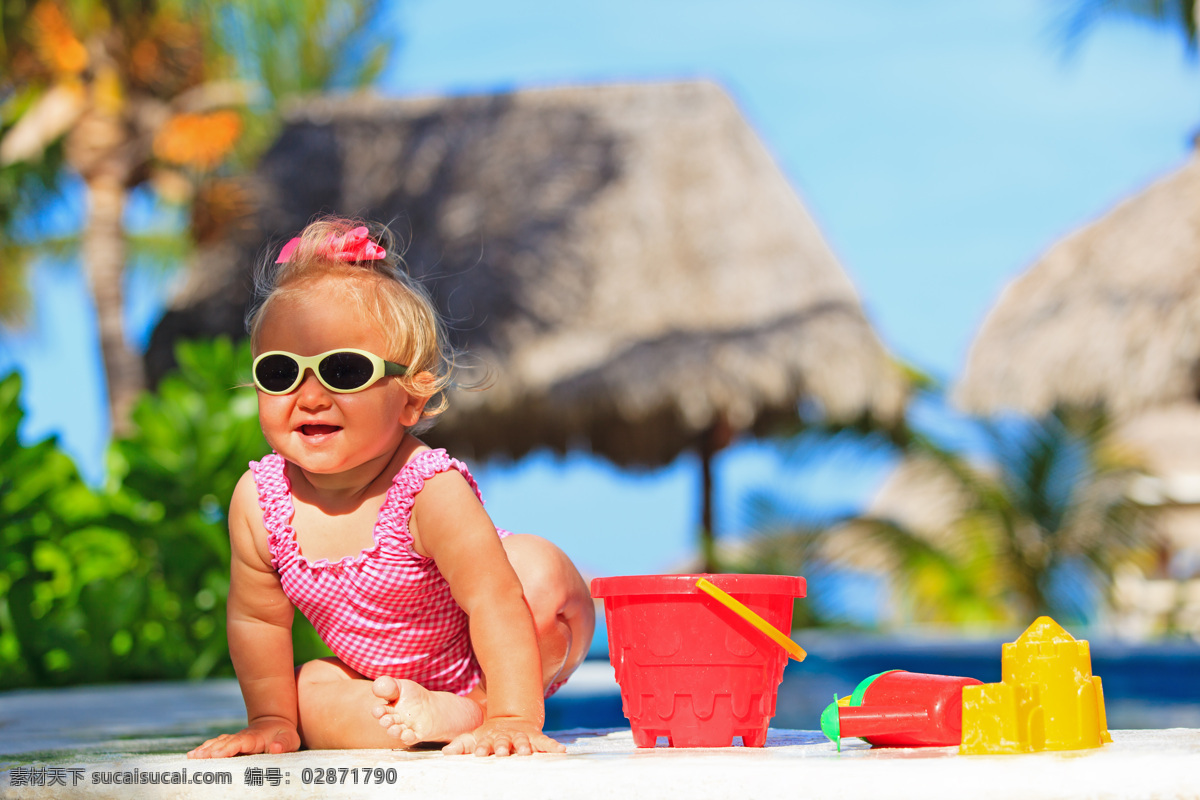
top-left (302, 767), bottom-right (398, 785)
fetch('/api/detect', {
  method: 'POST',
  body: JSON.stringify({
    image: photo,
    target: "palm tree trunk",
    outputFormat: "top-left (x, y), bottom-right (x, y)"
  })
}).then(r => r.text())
top-left (700, 441), bottom-right (716, 572)
top-left (698, 415), bottom-right (734, 573)
top-left (83, 173), bottom-right (142, 437)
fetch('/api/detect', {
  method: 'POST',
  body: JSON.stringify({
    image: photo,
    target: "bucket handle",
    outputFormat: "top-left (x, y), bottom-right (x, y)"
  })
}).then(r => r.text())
top-left (696, 578), bottom-right (807, 662)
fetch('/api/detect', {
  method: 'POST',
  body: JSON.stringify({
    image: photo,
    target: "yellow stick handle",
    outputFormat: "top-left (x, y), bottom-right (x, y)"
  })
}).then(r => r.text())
top-left (696, 578), bottom-right (807, 662)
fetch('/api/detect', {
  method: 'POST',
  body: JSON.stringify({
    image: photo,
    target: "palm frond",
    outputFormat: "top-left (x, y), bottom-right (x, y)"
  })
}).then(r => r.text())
top-left (851, 515), bottom-right (1014, 625)
top-left (743, 400), bottom-right (1161, 628)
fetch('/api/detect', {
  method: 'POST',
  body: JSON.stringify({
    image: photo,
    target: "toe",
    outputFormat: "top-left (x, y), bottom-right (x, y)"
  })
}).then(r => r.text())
top-left (372, 675), bottom-right (400, 702)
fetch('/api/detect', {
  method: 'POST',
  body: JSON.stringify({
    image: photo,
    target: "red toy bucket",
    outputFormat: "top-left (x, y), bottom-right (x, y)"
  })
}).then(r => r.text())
top-left (591, 573), bottom-right (806, 747)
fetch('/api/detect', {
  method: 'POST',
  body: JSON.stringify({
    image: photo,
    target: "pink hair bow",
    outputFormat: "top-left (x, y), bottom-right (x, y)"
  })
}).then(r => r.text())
top-left (275, 226), bottom-right (386, 263)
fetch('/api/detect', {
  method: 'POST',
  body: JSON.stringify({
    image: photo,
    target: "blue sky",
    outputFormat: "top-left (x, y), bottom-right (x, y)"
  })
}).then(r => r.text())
top-left (2, 0), bottom-right (1198, 580)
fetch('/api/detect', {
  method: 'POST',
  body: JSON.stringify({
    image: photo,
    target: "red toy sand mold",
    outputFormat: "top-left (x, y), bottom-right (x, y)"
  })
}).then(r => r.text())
top-left (821, 670), bottom-right (982, 750)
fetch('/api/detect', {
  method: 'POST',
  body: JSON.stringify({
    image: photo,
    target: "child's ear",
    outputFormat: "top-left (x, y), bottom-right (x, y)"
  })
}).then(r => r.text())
top-left (399, 372), bottom-right (435, 427)
top-left (399, 391), bottom-right (428, 428)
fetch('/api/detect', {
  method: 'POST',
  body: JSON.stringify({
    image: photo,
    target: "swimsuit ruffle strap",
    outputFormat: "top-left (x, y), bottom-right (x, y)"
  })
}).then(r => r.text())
top-left (376, 449), bottom-right (485, 553)
top-left (251, 453), bottom-right (299, 570)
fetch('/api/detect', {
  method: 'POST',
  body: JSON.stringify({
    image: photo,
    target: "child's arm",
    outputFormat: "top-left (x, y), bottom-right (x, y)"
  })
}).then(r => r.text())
top-left (411, 471), bottom-right (563, 757)
top-left (188, 472), bottom-right (301, 759)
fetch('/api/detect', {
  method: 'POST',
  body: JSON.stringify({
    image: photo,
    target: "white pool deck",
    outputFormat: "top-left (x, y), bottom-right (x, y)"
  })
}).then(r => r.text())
top-left (2, 664), bottom-right (1199, 800)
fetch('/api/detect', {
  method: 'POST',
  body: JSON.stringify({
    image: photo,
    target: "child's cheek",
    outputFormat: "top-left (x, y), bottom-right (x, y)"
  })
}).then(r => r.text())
top-left (256, 398), bottom-right (290, 448)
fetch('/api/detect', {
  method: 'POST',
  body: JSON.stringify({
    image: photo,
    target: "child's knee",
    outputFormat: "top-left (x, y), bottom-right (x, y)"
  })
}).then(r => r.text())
top-left (503, 536), bottom-right (569, 606)
top-left (295, 656), bottom-right (355, 691)
top-left (501, 533), bottom-right (593, 644)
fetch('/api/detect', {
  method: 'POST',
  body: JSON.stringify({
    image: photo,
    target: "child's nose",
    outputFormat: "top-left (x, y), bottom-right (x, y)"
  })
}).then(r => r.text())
top-left (295, 369), bottom-right (331, 408)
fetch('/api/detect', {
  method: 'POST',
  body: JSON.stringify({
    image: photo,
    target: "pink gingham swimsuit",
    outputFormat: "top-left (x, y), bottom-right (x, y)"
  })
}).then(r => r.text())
top-left (252, 448), bottom-right (508, 696)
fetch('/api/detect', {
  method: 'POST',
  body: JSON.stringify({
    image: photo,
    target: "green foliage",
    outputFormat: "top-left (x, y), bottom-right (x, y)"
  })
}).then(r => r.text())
top-left (104, 337), bottom-right (269, 682)
top-left (0, 371), bottom-right (100, 684)
top-left (194, 0), bottom-right (397, 165)
top-left (0, 337), bottom-right (331, 688)
top-left (0, 368), bottom-right (168, 685)
top-left (739, 406), bottom-right (1158, 629)
top-left (870, 411), bottom-right (1155, 626)
top-left (720, 518), bottom-right (838, 630)
top-left (211, 0), bottom-right (393, 97)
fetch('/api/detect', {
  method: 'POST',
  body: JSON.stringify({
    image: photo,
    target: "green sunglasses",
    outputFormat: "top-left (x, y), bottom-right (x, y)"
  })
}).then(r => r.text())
top-left (252, 349), bottom-right (408, 395)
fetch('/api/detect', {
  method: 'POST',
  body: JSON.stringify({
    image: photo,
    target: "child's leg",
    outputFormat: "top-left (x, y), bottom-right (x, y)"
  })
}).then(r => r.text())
top-left (373, 534), bottom-right (595, 739)
top-left (295, 657), bottom-right (482, 749)
top-left (498, 533), bottom-right (596, 693)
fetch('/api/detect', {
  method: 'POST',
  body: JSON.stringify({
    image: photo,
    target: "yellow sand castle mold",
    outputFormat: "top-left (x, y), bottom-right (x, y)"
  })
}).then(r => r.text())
top-left (960, 616), bottom-right (1112, 755)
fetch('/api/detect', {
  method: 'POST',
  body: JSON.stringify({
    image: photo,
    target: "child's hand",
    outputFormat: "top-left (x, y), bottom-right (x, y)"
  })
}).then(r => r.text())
top-left (187, 718), bottom-right (300, 759)
top-left (442, 716), bottom-right (566, 757)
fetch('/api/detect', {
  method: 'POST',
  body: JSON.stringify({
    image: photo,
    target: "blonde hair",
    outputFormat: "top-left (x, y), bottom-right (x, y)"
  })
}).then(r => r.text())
top-left (246, 216), bottom-right (457, 429)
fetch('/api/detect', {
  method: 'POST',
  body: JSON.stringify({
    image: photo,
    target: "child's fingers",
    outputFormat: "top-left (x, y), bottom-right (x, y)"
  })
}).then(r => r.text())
top-left (442, 732), bottom-right (476, 755)
top-left (531, 732), bottom-right (567, 754)
top-left (484, 733), bottom-right (513, 757)
top-left (187, 739), bottom-right (211, 758)
top-left (190, 728), bottom-right (293, 759)
top-left (189, 739), bottom-right (223, 759)
top-left (213, 733), bottom-right (258, 758)
top-left (188, 733), bottom-right (244, 759)
top-left (443, 726), bottom-right (564, 757)
top-left (263, 727), bottom-right (300, 755)
top-left (186, 741), bottom-right (213, 759)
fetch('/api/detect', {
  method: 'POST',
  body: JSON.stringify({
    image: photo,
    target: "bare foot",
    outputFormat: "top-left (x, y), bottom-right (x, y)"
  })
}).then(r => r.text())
top-left (371, 677), bottom-right (484, 747)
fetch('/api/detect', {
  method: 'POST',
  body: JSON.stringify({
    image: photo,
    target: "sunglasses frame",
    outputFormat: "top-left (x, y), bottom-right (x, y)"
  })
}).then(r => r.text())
top-left (252, 348), bottom-right (408, 395)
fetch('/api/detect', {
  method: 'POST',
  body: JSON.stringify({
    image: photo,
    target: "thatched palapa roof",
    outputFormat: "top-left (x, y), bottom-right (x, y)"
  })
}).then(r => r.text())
top-left (956, 153), bottom-right (1200, 417)
top-left (148, 81), bottom-right (905, 467)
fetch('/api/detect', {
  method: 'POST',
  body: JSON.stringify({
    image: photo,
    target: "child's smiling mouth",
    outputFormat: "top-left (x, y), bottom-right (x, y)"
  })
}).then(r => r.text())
top-left (299, 424), bottom-right (342, 437)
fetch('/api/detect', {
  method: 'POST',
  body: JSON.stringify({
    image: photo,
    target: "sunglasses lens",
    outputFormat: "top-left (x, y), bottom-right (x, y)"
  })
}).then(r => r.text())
top-left (319, 351), bottom-right (376, 391)
top-left (255, 354), bottom-right (300, 393)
